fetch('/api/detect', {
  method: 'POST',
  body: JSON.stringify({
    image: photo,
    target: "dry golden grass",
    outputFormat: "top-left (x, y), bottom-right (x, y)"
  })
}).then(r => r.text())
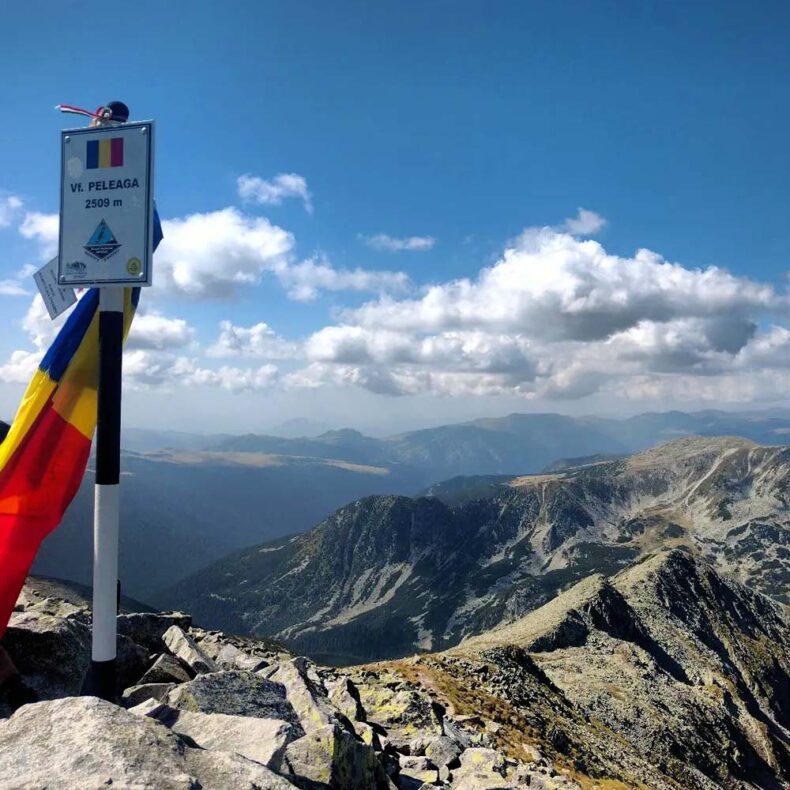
top-left (140, 449), bottom-right (390, 475)
top-left (380, 657), bottom-right (647, 790)
top-left (508, 473), bottom-right (566, 487)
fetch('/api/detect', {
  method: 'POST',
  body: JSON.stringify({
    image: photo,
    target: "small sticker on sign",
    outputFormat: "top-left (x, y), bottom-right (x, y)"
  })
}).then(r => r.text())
top-left (84, 219), bottom-right (121, 261)
top-left (34, 257), bottom-right (77, 319)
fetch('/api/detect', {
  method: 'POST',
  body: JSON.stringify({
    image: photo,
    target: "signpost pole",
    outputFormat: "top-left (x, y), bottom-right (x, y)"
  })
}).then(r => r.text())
top-left (57, 107), bottom-right (154, 700)
top-left (83, 287), bottom-right (124, 700)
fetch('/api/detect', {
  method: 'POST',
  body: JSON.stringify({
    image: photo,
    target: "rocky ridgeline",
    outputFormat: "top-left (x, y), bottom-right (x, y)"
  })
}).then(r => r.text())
top-left (0, 579), bottom-right (574, 789)
top-left (161, 436), bottom-right (790, 663)
top-left (1, 548), bottom-right (788, 788)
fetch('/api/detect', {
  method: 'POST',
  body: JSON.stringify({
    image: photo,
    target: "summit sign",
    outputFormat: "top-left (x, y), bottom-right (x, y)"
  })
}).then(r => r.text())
top-left (58, 121), bottom-right (155, 286)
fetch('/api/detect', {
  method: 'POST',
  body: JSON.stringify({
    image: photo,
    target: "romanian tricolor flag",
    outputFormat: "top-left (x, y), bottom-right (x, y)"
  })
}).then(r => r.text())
top-left (0, 212), bottom-right (162, 637)
top-left (0, 289), bottom-right (140, 636)
top-left (87, 137), bottom-right (124, 169)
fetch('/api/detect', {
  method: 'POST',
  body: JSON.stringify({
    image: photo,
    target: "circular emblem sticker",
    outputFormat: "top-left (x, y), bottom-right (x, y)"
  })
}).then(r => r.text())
top-left (126, 257), bottom-right (142, 276)
top-left (66, 156), bottom-right (84, 179)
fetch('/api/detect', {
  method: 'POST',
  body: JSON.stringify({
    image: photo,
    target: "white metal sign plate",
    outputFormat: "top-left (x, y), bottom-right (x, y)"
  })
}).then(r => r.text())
top-left (34, 257), bottom-right (77, 319)
top-left (58, 121), bottom-right (154, 287)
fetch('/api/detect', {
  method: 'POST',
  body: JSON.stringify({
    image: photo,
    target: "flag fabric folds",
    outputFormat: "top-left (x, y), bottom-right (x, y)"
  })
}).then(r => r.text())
top-left (0, 288), bottom-right (140, 636)
top-left (0, 210), bottom-right (162, 637)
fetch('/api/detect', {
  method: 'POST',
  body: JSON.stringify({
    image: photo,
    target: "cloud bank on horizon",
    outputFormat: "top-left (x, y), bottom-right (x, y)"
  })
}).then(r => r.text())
top-left (2, 185), bottom-right (789, 408)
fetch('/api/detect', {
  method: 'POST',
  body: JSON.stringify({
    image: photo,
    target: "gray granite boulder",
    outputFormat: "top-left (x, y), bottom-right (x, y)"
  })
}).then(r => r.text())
top-left (282, 723), bottom-right (392, 790)
top-left (269, 657), bottom-right (349, 734)
top-left (165, 670), bottom-right (304, 733)
top-left (162, 625), bottom-right (218, 674)
top-left (122, 682), bottom-right (177, 708)
top-left (135, 701), bottom-right (297, 770)
top-left (0, 696), bottom-right (297, 789)
top-left (2, 610), bottom-right (90, 699)
top-left (138, 652), bottom-right (192, 685)
top-left (116, 611), bottom-right (192, 653)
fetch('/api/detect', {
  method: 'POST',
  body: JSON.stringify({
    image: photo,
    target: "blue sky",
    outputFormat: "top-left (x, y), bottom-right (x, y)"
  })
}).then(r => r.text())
top-left (3, 1), bottom-right (790, 433)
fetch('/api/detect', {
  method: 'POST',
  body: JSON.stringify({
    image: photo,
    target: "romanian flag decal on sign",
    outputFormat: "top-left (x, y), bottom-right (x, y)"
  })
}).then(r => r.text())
top-left (86, 137), bottom-right (124, 169)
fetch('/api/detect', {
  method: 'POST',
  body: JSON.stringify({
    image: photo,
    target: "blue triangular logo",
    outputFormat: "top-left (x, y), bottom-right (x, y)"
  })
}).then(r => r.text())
top-left (84, 219), bottom-right (121, 260)
top-left (88, 220), bottom-right (117, 246)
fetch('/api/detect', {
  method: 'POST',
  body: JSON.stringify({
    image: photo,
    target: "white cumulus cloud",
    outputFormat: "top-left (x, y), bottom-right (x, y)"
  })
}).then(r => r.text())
top-left (156, 208), bottom-right (294, 299)
top-left (0, 350), bottom-right (41, 384)
top-left (0, 195), bottom-right (23, 228)
top-left (9, 207), bottom-right (790, 409)
top-left (207, 320), bottom-right (300, 359)
top-left (346, 229), bottom-right (777, 341)
top-left (124, 351), bottom-right (279, 393)
top-left (155, 208), bottom-right (407, 302)
top-left (0, 280), bottom-right (28, 297)
top-left (276, 255), bottom-right (410, 302)
top-left (19, 211), bottom-right (59, 258)
top-left (127, 311), bottom-right (196, 351)
top-left (237, 173), bottom-right (313, 214)
top-left (361, 234), bottom-right (436, 252)
top-left (288, 226), bottom-right (790, 401)
top-left (560, 207), bottom-right (606, 236)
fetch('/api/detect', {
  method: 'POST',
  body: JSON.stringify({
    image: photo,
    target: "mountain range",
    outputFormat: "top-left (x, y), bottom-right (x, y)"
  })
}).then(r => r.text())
top-left (202, 408), bottom-right (790, 481)
top-left (124, 407), bottom-right (790, 480)
top-left (32, 449), bottom-right (417, 599)
top-left (16, 407), bottom-right (790, 602)
top-left (159, 436), bottom-right (790, 665)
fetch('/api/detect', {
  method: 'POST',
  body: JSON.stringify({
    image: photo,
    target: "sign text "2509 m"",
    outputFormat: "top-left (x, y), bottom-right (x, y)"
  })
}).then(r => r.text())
top-left (85, 198), bottom-right (123, 209)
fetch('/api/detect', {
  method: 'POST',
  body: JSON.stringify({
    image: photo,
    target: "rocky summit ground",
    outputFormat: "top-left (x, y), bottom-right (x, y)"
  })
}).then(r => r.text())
top-left (1, 549), bottom-right (788, 789)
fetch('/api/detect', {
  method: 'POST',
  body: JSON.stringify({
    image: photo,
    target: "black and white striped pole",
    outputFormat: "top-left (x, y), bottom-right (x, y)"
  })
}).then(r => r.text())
top-left (56, 101), bottom-right (155, 701)
top-left (84, 287), bottom-right (125, 699)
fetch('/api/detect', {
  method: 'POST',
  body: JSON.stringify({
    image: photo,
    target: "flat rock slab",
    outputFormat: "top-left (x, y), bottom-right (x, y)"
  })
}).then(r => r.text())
top-left (117, 612), bottom-right (192, 653)
top-left (163, 625), bottom-right (218, 674)
top-left (0, 696), bottom-right (297, 789)
top-left (457, 747), bottom-right (507, 777)
top-left (355, 681), bottom-right (441, 749)
top-left (137, 702), bottom-right (296, 770)
top-left (138, 653), bottom-right (192, 685)
top-left (122, 683), bottom-right (177, 708)
top-left (165, 670), bottom-right (304, 733)
top-left (399, 755), bottom-right (439, 785)
top-left (214, 642), bottom-right (269, 672)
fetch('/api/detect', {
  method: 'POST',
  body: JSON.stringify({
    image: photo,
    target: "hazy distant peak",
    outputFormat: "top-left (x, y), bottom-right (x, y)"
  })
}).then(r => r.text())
top-left (264, 418), bottom-right (331, 438)
top-left (317, 428), bottom-right (367, 440)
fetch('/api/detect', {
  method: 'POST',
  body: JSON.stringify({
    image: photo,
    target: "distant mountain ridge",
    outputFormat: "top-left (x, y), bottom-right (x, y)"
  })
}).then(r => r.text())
top-left (159, 436), bottom-right (790, 664)
top-left (28, 408), bottom-right (790, 604)
top-left (33, 449), bottom-right (420, 600)
top-left (208, 409), bottom-right (790, 482)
